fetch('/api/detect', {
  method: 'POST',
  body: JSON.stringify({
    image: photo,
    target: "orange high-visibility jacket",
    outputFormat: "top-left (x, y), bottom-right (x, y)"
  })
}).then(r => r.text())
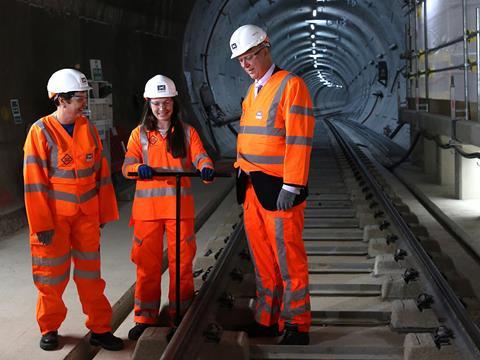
top-left (235, 70), bottom-right (315, 186)
top-left (23, 114), bottom-right (119, 234)
top-left (122, 123), bottom-right (213, 220)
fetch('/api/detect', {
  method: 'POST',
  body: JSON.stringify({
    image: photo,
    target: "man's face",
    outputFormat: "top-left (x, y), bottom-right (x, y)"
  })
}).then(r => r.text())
top-left (237, 43), bottom-right (270, 80)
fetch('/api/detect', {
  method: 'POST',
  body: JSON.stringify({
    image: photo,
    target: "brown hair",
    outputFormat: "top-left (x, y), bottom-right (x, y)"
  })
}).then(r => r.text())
top-left (140, 98), bottom-right (186, 158)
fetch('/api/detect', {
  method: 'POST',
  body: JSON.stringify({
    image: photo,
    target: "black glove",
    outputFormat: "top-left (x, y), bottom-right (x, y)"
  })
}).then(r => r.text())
top-left (37, 230), bottom-right (54, 245)
top-left (276, 188), bottom-right (296, 211)
top-left (138, 164), bottom-right (153, 180)
top-left (200, 167), bottom-right (215, 183)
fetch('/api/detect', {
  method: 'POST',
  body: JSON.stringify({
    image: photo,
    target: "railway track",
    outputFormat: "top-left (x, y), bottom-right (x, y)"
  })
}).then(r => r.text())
top-left (108, 119), bottom-right (480, 359)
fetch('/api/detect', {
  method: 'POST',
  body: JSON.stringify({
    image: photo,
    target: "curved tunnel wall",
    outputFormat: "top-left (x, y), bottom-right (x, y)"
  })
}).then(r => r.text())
top-left (183, 0), bottom-right (408, 158)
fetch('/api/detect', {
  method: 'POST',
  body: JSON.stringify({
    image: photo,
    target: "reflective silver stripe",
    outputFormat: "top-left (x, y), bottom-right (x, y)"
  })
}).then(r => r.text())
top-left (135, 310), bottom-right (156, 318)
top-left (49, 189), bottom-right (78, 203)
top-left (135, 298), bottom-right (160, 310)
top-left (33, 268), bottom-right (70, 285)
top-left (48, 188), bottom-right (97, 204)
top-left (73, 268), bottom-right (100, 279)
top-left (240, 126), bottom-right (285, 137)
top-left (288, 286), bottom-right (308, 302)
top-left (32, 252), bottom-right (70, 266)
top-left (275, 217), bottom-right (293, 320)
top-left (36, 119), bottom-right (59, 171)
top-left (139, 126), bottom-right (149, 166)
top-left (267, 73), bottom-right (295, 128)
top-left (184, 124), bottom-right (191, 146)
top-left (77, 167), bottom-right (95, 178)
top-left (193, 153), bottom-right (209, 167)
top-left (290, 105), bottom-right (314, 117)
top-left (284, 303), bottom-right (311, 318)
top-left (97, 177), bottom-right (112, 187)
top-left (24, 155), bottom-right (48, 168)
top-left (25, 183), bottom-right (49, 193)
top-left (245, 227), bottom-right (270, 322)
top-left (134, 236), bottom-right (143, 245)
top-left (286, 136), bottom-right (313, 146)
top-left (200, 162), bottom-right (214, 170)
top-left (135, 187), bottom-right (191, 198)
top-left (238, 152), bottom-right (284, 165)
top-left (79, 188), bottom-right (98, 202)
top-left (124, 157), bottom-right (140, 165)
top-left (50, 168), bottom-right (76, 179)
top-left (72, 249), bottom-right (100, 261)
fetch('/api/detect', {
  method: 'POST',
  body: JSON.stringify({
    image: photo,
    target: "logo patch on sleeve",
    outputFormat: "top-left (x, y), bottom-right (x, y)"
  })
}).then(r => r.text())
top-left (85, 153), bottom-right (93, 162)
top-left (149, 135), bottom-right (158, 144)
top-left (256, 111), bottom-right (263, 120)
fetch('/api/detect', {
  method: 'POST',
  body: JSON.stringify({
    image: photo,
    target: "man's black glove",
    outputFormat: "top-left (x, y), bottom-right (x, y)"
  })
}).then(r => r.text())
top-left (37, 230), bottom-right (54, 245)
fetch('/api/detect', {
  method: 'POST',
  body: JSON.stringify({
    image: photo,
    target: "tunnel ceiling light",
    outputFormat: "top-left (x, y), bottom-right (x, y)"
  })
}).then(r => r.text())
top-left (314, 64), bottom-right (318, 68)
top-left (312, 42), bottom-right (316, 47)
top-left (313, 9), bottom-right (317, 17)
top-left (312, 49), bottom-right (316, 54)
top-left (310, 34), bottom-right (315, 39)
top-left (310, 24), bottom-right (315, 30)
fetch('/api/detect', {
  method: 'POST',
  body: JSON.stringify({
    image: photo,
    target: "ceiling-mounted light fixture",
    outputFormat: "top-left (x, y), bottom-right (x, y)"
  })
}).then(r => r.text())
top-left (310, 24), bottom-right (315, 30)
top-left (313, 9), bottom-right (317, 17)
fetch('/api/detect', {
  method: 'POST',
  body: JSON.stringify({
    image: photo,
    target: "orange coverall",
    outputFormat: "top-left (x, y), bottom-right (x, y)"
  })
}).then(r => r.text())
top-left (23, 114), bottom-right (119, 334)
top-left (235, 70), bottom-right (315, 332)
top-left (122, 123), bottom-right (213, 323)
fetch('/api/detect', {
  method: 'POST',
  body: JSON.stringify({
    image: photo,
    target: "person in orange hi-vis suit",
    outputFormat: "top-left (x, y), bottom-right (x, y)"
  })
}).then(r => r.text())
top-left (23, 68), bottom-right (124, 352)
top-left (229, 25), bottom-right (315, 345)
top-left (122, 75), bottom-right (215, 340)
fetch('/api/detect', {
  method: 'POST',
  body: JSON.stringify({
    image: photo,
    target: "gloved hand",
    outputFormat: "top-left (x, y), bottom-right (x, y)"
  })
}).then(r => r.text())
top-left (276, 188), bottom-right (296, 211)
top-left (200, 167), bottom-right (215, 183)
top-left (138, 165), bottom-right (153, 180)
top-left (37, 230), bottom-right (54, 245)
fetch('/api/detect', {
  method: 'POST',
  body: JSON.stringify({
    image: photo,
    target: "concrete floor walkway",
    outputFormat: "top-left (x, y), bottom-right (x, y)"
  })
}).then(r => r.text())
top-left (0, 178), bottom-right (235, 360)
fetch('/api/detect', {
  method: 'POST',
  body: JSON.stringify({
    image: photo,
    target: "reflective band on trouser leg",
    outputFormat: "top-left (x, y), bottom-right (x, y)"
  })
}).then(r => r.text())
top-left (271, 203), bottom-right (311, 332)
top-left (243, 184), bottom-right (283, 326)
top-left (30, 215), bottom-right (72, 334)
top-left (71, 213), bottom-right (112, 333)
top-left (132, 220), bottom-right (165, 324)
top-left (165, 218), bottom-right (196, 319)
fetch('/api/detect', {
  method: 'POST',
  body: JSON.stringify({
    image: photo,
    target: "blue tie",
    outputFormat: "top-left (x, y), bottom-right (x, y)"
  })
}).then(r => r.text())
top-left (256, 84), bottom-right (263, 96)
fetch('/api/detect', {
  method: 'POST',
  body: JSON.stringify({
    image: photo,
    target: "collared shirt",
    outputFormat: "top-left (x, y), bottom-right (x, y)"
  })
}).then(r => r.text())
top-left (254, 63), bottom-right (276, 97)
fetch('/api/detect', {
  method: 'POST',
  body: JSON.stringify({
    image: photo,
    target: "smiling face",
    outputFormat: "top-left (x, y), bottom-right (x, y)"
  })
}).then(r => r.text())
top-left (59, 91), bottom-right (88, 119)
top-left (149, 97), bottom-right (174, 123)
top-left (237, 43), bottom-right (273, 80)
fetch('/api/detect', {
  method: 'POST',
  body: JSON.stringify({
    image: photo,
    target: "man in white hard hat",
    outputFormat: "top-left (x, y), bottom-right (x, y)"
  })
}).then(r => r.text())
top-left (23, 68), bottom-right (123, 351)
top-left (229, 24), bottom-right (315, 345)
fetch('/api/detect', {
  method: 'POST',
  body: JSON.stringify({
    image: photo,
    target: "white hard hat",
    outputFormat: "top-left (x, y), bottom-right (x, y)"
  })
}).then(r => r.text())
top-left (47, 68), bottom-right (91, 99)
top-left (229, 24), bottom-right (268, 59)
top-left (143, 75), bottom-right (178, 98)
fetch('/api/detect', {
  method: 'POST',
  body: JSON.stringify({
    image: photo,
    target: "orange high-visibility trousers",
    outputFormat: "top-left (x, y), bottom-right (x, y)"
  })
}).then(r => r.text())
top-left (131, 219), bottom-right (196, 324)
top-left (243, 182), bottom-right (311, 332)
top-left (30, 212), bottom-right (112, 335)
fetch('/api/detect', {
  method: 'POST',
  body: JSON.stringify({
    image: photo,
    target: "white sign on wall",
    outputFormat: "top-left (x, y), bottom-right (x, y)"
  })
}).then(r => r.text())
top-left (10, 99), bottom-right (22, 124)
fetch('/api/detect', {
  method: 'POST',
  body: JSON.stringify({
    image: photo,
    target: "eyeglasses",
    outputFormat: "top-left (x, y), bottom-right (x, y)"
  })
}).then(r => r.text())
top-left (71, 95), bottom-right (88, 101)
top-left (150, 99), bottom-right (173, 108)
top-left (238, 45), bottom-right (268, 65)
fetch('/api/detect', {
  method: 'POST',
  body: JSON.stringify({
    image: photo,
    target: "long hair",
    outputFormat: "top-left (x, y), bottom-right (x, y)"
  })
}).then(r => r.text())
top-left (140, 97), bottom-right (186, 158)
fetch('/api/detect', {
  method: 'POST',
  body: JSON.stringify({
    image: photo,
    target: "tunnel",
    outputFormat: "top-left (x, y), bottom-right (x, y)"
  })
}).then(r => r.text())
top-left (2, 0), bottom-right (480, 358)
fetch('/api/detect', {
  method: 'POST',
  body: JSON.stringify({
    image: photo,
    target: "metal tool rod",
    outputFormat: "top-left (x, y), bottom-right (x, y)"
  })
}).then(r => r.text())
top-left (477, 8), bottom-right (480, 122)
top-left (463, 0), bottom-right (470, 120)
top-left (175, 175), bottom-right (181, 326)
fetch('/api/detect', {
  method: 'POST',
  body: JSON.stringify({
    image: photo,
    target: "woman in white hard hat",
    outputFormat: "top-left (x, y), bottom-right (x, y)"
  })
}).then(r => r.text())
top-left (122, 74), bottom-right (215, 340)
top-left (23, 68), bottom-right (123, 351)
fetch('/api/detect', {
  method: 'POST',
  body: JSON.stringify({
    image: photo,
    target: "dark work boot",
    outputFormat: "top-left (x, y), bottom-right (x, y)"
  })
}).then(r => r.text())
top-left (90, 332), bottom-right (124, 351)
top-left (128, 323), bottom-right (153, 341)
top-left (244, 322), bottom-right (282, 337)
top-left (278, 324), bottom-right (309, 345)
top-left (40, 331), bottom-right (59, 351)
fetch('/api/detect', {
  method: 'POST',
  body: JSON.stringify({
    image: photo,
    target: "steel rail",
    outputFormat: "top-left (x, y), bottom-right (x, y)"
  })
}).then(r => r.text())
top-left (325, 118), bottom-right (480, 358)
top-left (160, 220), bottom-right (245, 360)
